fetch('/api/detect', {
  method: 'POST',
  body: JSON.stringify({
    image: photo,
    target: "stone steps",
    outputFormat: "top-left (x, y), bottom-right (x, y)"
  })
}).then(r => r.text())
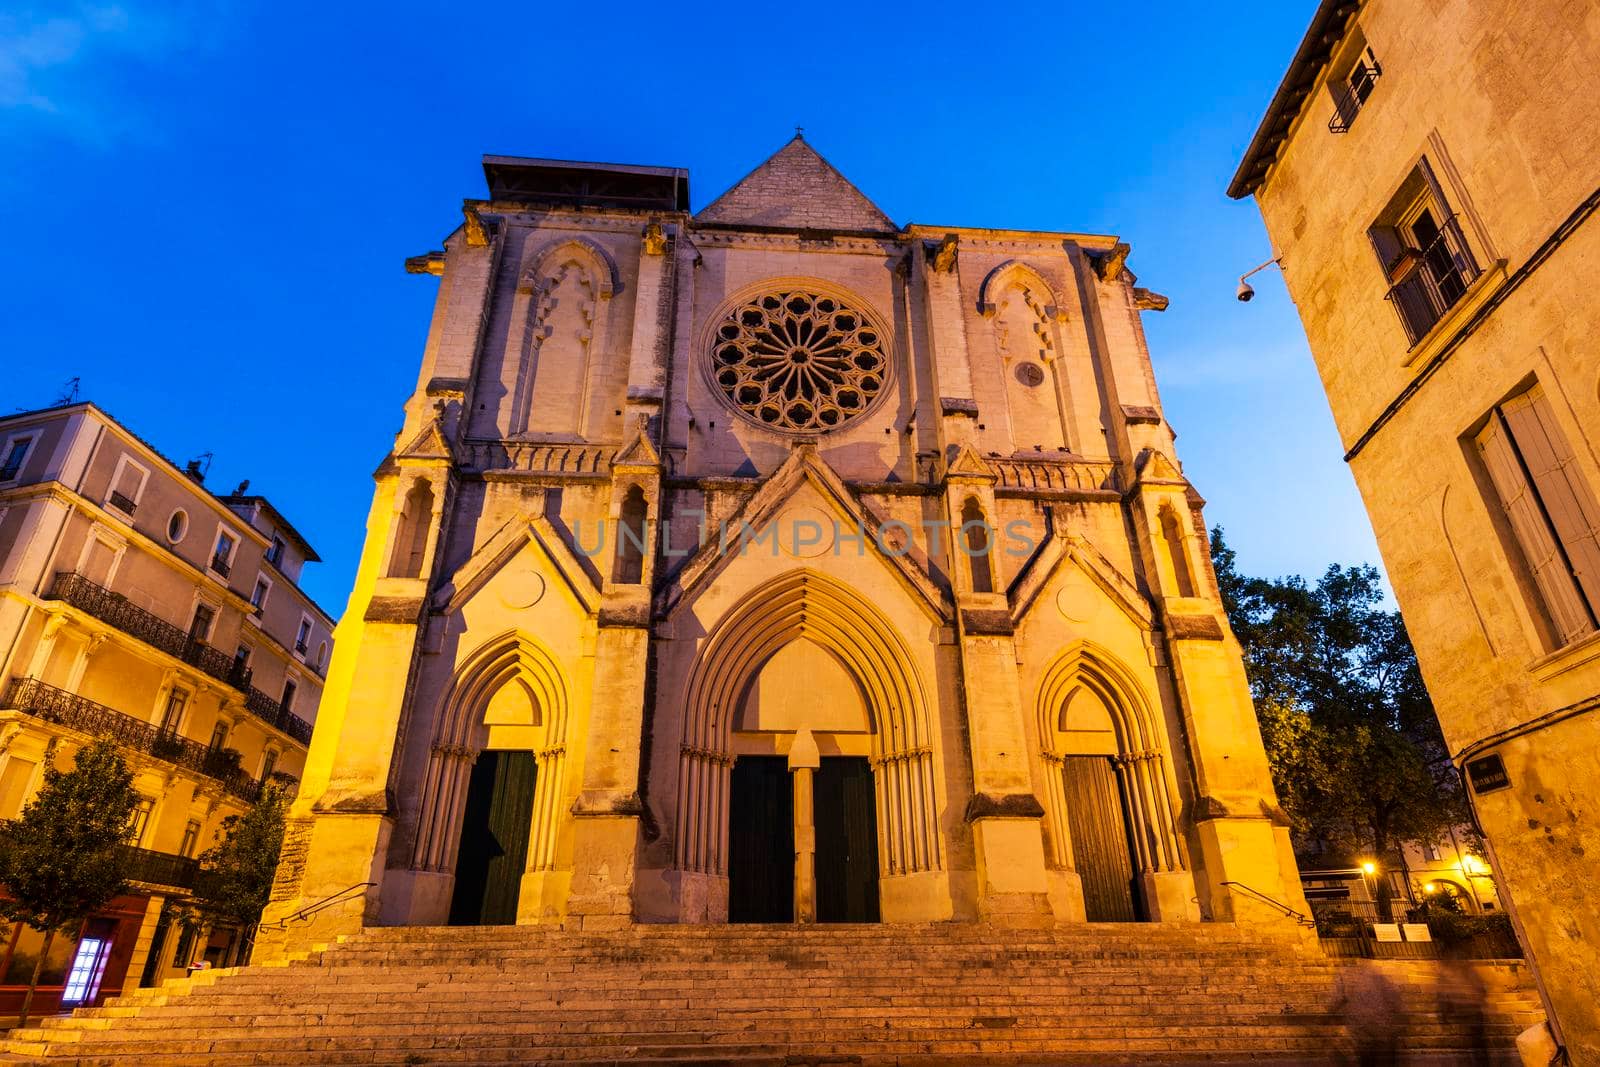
top-left (0, 923), bottom-right (1542, 1065)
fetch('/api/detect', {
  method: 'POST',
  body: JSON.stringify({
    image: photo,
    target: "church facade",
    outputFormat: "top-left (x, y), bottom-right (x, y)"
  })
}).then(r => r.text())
top-left (260, 139), bottom-right (1305, 951)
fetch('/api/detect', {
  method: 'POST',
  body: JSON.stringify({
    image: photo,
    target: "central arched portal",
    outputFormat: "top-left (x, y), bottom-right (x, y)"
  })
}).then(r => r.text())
top-left (678, 572), bottom-right (940, 924)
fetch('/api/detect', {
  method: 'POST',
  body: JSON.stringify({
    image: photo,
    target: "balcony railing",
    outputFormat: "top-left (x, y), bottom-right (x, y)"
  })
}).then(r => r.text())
top-left (44, 572), bottom-right (314, 744)
top-left (47, 572), bottom-right (248, 689)
top-left (2, 677), bottom-right (264, 804)
top-left (244, 686), bottom-right (314, 745)
top-left (210, 554), bottom-right (232, 579)
top-left (1384, 214), bottom-right (1481, 346)
top-left (1328, 61), bottom-right (1381, 133)
top-left (122, 845), bottom-right (201, 890)
top-left (107, 490), bottom-right (138, 515)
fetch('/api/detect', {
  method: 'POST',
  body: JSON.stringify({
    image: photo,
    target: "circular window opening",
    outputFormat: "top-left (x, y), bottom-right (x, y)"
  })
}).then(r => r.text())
top-left (166, 509), bottom-right (189, 544)
top-left (1015, 362), bottom-right (1046, 387)
top-left (709, 287), bottom-right (889, 434)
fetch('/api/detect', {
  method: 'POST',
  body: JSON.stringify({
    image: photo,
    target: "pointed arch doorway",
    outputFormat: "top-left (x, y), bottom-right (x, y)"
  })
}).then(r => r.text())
top-left (1037, 643), bottom-right (1188, 924)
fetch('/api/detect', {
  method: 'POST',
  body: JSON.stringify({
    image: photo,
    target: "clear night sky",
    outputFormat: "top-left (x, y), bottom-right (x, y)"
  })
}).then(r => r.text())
top-left (1, 1), bottom-right (1384, 613)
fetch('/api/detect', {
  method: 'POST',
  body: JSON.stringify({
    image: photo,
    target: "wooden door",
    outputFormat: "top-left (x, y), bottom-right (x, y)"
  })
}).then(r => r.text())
top-left (728, 757), bottom-right (793, 923)
top-left (1061, 756), bottom-right (1143, 922)
top-left (814, 757), bottom-right (880, 923)
top-left (449, 750), bottom-right (537, 926)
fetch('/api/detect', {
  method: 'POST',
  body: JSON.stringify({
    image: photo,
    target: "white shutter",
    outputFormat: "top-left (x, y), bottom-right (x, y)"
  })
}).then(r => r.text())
top-left (1475, 412), bottom-right (1594, 644)
top-left (1501, 386), bottom-right (1600, 620)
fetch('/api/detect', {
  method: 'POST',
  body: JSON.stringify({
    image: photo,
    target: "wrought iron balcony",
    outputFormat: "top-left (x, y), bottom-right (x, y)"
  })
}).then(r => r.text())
top-left (122, 845), bottom-right (201, 890)
top-left (1328, 61), bottom-right (1382, 133)
top-left (44, 571), bottom-right (315, 745)
top-left (210, 554), bottom-right (232, 579)
top-left (107, 490), bottom-right (139, 515)
top-left (244, 686), bottom-right (314, 745)
top-left (47, 572), bottom-right (251, 689)
top-left (1384, 215), bottom-right (1482, 346)
top-left (2, 677), bottom-right (264, 804)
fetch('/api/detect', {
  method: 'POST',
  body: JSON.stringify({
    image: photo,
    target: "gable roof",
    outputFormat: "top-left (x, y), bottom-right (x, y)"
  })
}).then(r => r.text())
top-left (694, 136), bottom-right (897, 233)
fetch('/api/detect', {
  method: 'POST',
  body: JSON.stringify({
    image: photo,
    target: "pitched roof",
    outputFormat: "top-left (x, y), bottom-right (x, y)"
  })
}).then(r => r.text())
top-left (695, 136), bottom-right (897, 233)
top-left (1228, 0), bottom-right (1360, 199)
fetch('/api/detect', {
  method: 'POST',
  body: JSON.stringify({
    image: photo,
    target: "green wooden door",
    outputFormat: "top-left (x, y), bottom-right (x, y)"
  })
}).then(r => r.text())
top-left (1061, 756), bottom-right (1143, 922)
top-left (815, 757), bottom-right (880, 923)
top-left (728, 757), bottom-right (794, 923)
top-left (449, 750), bottom-right (537, 926)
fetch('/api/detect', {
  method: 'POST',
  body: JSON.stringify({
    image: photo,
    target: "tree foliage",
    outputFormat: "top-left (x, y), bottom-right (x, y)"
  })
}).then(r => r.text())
top-left (1211, 528), bottom-right (1467, 879)
top-left (0, 740), bottom-right (139, 1025)
top-left (194, 780), bottom-right (289, 951)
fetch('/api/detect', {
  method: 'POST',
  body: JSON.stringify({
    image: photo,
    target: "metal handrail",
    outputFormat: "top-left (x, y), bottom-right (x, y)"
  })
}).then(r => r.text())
top-left (2, 677), bottom-right (264, 804)
top-left (1220, 880), bottom-right (1316, 928)
top-left (260, 881), bottom-right (377, 929)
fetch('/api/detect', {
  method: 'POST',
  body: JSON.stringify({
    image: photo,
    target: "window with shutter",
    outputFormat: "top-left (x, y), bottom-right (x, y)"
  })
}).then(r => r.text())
top-left (1474, 386), bottom-right (1600, 647)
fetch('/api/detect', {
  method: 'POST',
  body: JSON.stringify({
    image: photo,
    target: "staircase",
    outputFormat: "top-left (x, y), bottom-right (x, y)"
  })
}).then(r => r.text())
top-left (1, 923), bottom-right (1542, 1065)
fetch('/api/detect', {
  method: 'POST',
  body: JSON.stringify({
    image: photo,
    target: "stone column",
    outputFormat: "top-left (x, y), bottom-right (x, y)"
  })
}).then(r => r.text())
top-left (789, 729), bottom-right (820, 924)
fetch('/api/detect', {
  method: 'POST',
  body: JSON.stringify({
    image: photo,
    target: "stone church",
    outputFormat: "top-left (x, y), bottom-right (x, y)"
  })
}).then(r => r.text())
top-left (259, 137), bottom-right (1306, 951)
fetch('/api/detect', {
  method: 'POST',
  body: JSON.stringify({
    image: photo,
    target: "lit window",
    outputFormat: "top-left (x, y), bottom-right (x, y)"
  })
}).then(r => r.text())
top-left (60, 937), bottom-right (112, 1005)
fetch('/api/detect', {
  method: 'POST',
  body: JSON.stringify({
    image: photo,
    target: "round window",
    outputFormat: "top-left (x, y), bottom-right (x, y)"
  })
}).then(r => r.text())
top-left (166, 509), bottom-right (189, 544)
top-left (709, 288), bottom-right (889, 433)
top-left (1014, 362), bottom-right (1046, 388)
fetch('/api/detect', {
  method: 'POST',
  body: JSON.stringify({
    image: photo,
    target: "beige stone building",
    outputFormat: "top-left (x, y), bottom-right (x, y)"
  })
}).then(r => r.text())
top-left (1229, 0), bottom-right (1600, 1057)
top-left (261, 137), bottom-right (1307, 956)
top-left (0, 403), bottom-right (332, 1015)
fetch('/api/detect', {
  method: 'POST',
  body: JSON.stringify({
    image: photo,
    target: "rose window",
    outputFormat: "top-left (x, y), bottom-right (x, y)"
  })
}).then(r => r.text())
top-left (711, 289), bottom-right (888, 432)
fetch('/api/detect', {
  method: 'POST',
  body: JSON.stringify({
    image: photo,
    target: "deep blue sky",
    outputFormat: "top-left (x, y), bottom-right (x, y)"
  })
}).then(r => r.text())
top-left (1, 1), bottom-right (1383, 613)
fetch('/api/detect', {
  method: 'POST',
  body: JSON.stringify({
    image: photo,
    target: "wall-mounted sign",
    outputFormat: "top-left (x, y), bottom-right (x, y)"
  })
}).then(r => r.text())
top-left (1466, 754), bottom-right (1511, 794)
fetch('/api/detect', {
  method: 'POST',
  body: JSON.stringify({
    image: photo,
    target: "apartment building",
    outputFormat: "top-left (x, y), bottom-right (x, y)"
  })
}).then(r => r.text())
top-left (0, 402), bottom-right (333, 1017)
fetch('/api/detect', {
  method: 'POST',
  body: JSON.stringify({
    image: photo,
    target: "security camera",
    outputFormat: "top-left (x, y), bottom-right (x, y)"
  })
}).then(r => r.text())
top-left (1236, 280), bottom-right (1255, 302)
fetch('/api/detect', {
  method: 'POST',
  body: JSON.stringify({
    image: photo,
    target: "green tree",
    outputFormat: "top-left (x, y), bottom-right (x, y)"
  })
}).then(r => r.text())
top-left (0, 740), bottom-right (138, 1027)
top-left (1211, 527), bottom-right (1466, 919)
top-left (194, 781), bottom-right (289, 963)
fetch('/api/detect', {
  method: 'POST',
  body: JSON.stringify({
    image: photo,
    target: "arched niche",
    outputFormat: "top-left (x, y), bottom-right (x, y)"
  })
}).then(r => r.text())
top-left (513, 238), bottom-right (621, 439)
